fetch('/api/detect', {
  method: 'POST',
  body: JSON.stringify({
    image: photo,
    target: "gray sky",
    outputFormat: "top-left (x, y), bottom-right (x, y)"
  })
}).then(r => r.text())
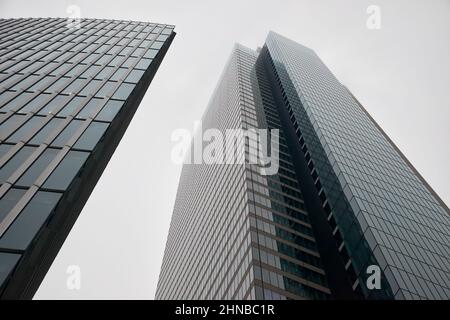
top-left (0, 0), bottom-right (449, 299)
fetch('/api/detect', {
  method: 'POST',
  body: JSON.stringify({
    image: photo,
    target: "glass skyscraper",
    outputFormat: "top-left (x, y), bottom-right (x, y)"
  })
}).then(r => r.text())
top-left (156, 32), bottom-right (449, 300)
top-left (0, 18), bottom-right (175, 299)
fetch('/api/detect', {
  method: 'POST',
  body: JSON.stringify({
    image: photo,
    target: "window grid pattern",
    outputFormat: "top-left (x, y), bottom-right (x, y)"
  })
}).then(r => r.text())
top-left (156, 45), bottom-right (331, 300)
top-left (264, 31), bottom-right (450, 300)
top-left (0, 18), bottom-right (174, 293)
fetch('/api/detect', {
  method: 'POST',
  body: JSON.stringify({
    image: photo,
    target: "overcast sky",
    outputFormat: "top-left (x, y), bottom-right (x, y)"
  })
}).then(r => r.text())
top-left (0, 0), bottom-right (449, 299)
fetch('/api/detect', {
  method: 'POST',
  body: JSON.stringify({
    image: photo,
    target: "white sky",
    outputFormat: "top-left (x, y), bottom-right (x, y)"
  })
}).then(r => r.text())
top-left (0, 0), bottom-right (449, 299)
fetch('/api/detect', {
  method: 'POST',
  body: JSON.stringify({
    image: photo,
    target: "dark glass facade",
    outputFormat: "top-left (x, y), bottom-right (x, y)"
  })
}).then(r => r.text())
top-left (156, 32), bottom-right (449, 300)
top-left (0, 18), bottom-right (175, 299)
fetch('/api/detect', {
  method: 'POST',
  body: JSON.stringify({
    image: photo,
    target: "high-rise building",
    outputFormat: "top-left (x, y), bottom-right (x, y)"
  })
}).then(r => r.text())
top-left (0, 18), bottom-right (175, 299)
top-left (156, 32), bottom-right (450, 300)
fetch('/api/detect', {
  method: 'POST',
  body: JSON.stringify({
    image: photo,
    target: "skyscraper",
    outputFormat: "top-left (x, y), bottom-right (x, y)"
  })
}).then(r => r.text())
top-left (156, 32), bottom-right (450, 300)
top-left (0, 18), bottom-right (175, 299)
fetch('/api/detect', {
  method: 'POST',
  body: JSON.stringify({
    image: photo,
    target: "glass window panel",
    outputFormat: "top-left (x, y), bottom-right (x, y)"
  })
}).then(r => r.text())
top-left (6, 116), bottom-right (46, 143)
top-left (150, 41), bottom-right (163, 50)
top-left (41, 76), bottom-right (66, 93)
top-left (0, 188), bottom-right (27, 222)
top-left (16, 148), bottom-right (59, 187)
top-left (80, 65), bottom-right (101, 79)
top-left (161, 28), bottom-right (173, 35)
top-left (29, 118), bottom-right (63, 145)
top-left (122, 57), bottom-right (138, 68)
top-left (144, 48), bottom-right (158, 59)
top-left (1, 92), bottom-right (35, 112)
top-left (95, 100), bottom-right (124, 122)
top-left (74, 121), bottom-right (109, 151)
top-left (78, 79), bottom-right (102, 96)
top-left (108, 56), bottom-right (123, 67)
top-left (37, 95), bottom-right (69, 115)
top-left (65, 64), bottom-right (85, 77)
top-left (81, 53), bottom-right (100, 65)
top-left (0, 91), bottom-right (17, 109)
top-left (157, 34), bottom-right (169, 42)
top-left (11, 74), bottom-right (40, 91)
top-left (0, 75), bottom-right (22, 90)
top-left (135, 58), bottom-right (151, 70)
top-left (0, 146), bottom-right (35, 184)
top-left (95, 81), bottom-right (116, 98)
top-left (95, 66), bottom-right (115, 80)
top-left (42, 150), bottom-right (89, 190)
top-left (57, 96), bottom-right (86, 117)
top-left (62, 78), bottom-right (88, 95)
top-left (124, 69), bottom-right (144, 84)
top-left (0, 252), bottom-right (21, 287)
top-left (110, 68), bottom-right (128, 81)
top-left (131, 47), bottom-right (146, 57)
top-left (50, 63), bottom-right (71, 76)
top-left (0, 114), bottom-right (26, 138)
top-left (18, 93), bottom-right (51, 113)
top-left (119, 47), bottom-right (133, 56)
top-left (94, 55), bottom-right (109, 66)
top-left (51, 119), bottom-right (83, 147)
top-left (0, 191), bottom-right (62, 251)
top-left (112, 83), bottom-right (134, 100)
top-left (0, 144), bottom-right (13, 158)
top-left (76, 98), bottom-right (103, 119)
top-left (35, 61), bottom-right (58, 75)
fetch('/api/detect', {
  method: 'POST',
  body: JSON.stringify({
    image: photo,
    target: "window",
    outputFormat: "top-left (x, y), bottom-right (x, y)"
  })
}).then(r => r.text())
top-left (0, 114), bottom-right (27, 138)
top-left (0, 146), bottom-right (35, 184)
top-left (1, 92), bottom-right (35, 112)
top-left (63, 78), bottom-right (88, 94)
top-left (65, 64), bottom-right (85, 77)
top-left (124, 69), bottom-right (144, 84)
top-left (0, 144), bottom-right (13, 158)
top-left (42, 150), bottom-right (89, 190)
top-left (108, 56), bottom-right (123, 67)
top-left (11, 74), bottom-right (40, 91)
top-left (95, 81), bottom-right (116, 98)
top-left (44, 77), bottom-right (68, 93)
top-left (131, 47), bottom-right (146, 57)
top-left (51, 119), bottom-right (83, 147)
top-left (50, 63), bottom-right (71, 76)
top-left (110, 67), bottom-right (128, 81)
top-left (95, 100), bottom-right (124, 122)
top-left (157, 34), bottom-right (169, 42)
top-left (122, 57), bottom-right (138, 68)
top-left (0, 188), bottom-right (27, 222)
top-left (0, 91), bottom-right (16, 110)
top-left (16, 148), bottom-right (59, 187)
top-left (29, 118), bottom-right (64, 145)
top-left (150, 41), bottom-right (163, 50)
top-left (76, 98), bottom-right (103, 119)
top-left (78, 79), bottom-right (102, 96)
top-left (57, 96), bottom-right (86, 117)
top-left (135, 58), bottom-right (151, 70)
top-left (37, 95), bottom-right (69, 115)
top-left (0, 191), bottom-right (62, 251)
top-left (18, 93), bottom-right (51, 113)
top-left (112, 83), bottom-right (134, 100)
top-left (6, 116), bottom-right (46, 143)
top-left (74, 121), bottom-right (109, 151)
top-left (0, 252), bottom-right (21, 287)
top-left (95, 66), bottom-right (115, 80)
top-left (80, 65), bottom-right (102, 79)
